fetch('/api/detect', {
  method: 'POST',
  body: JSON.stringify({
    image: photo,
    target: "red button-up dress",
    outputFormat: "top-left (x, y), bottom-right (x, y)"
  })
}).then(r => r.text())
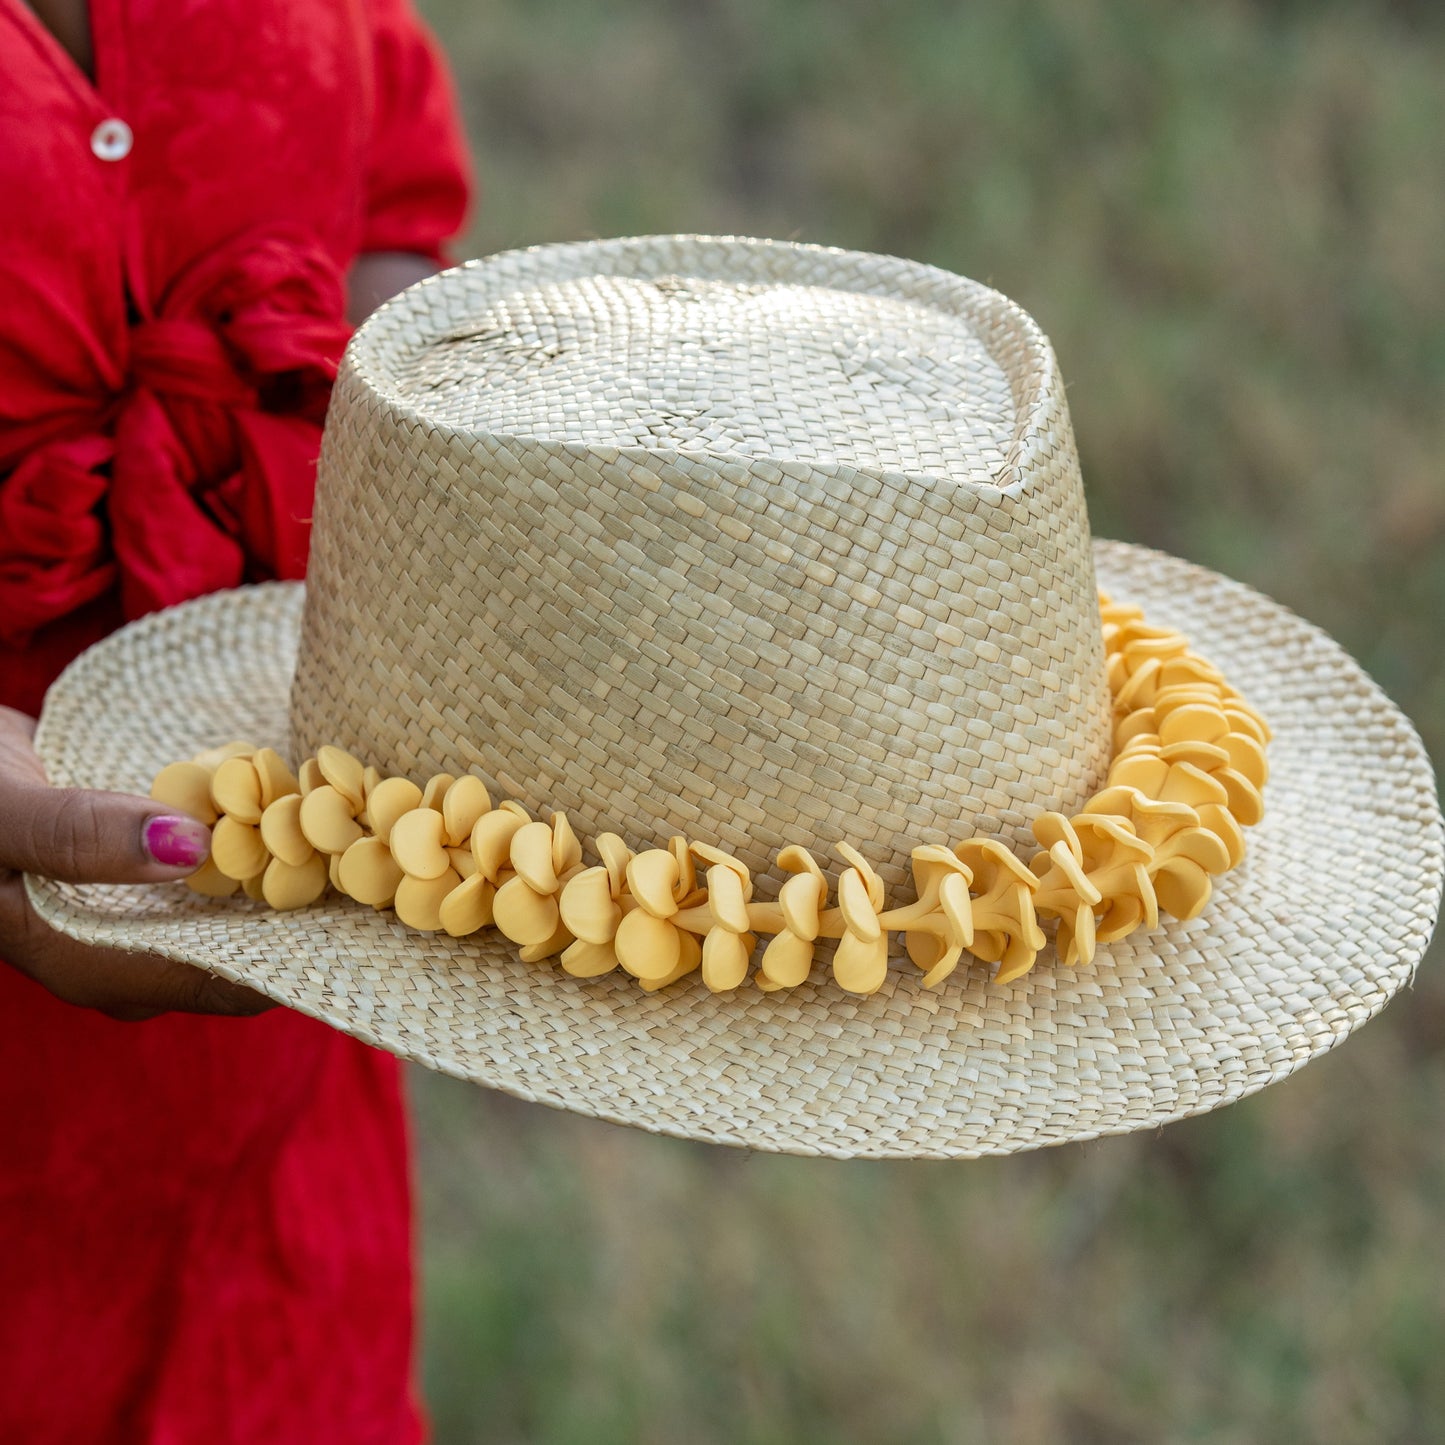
top-left (0, 1), bottom-right (471, 1439)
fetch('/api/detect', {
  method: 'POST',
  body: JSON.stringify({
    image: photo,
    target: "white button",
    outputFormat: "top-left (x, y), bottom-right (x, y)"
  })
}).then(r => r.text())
top-left (91, 118), bottom-right (133, 162)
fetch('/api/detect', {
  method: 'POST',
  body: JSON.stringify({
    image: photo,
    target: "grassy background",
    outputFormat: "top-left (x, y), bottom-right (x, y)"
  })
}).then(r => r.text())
top-left (404, 2), bottom-right (1445, 1440)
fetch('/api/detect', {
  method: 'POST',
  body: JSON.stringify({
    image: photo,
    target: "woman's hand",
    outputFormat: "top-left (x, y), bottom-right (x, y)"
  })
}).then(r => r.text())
top-left (0, 707), bottom-right (274, 1021)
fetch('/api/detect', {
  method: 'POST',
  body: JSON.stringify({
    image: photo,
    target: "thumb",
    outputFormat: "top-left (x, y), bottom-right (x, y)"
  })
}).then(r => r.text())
top-left (0, 780), bottom-right (212, 884)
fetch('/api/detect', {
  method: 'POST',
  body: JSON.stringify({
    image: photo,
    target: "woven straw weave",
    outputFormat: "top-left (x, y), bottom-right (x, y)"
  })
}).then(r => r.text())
top-left (291, 238), bottom-right (1111, 895)
top-left (28, 544), bottom-right (1444, 1158)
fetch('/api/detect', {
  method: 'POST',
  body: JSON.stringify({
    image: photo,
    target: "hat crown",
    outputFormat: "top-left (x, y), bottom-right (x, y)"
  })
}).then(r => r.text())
top-left (293, 237), bottom-right (1111, 889)
top-left (384, 271), bottom-right (1013, 483)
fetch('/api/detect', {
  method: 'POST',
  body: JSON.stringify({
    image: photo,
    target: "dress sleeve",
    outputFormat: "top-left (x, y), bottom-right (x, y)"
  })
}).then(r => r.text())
top-left (359, 0), bottom-right (474, 264)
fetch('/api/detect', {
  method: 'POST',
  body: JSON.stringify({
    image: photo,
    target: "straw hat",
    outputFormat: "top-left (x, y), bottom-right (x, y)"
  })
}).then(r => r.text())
top-left (28, 236), bottom-right (1443, 1158)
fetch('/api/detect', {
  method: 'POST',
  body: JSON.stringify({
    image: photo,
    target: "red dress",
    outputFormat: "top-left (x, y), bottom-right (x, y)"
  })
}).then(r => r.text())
top-left (0, 1), bottom-right (471, 1439)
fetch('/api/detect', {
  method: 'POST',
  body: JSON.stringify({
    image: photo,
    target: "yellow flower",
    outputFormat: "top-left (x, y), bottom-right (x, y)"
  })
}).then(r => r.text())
top-left (832, 843), bottom-right (889, 995)
top-left (1083, 787), bottom-right (1232, 922)
top-left (492, 812), bottom-right (585, 961)
top-left (595, 836), bottom-right (705, 991)
top-left (901, 845), bottom-right (975, 989)
top-left (1110, 704), bottom-right (1266, 828)
top-left (689, 843), bottom-right (757, 992)
top-left (952, 839), bottom-right (1046, 985)
top-left (181, 744), bottom-right (328, 910)
top-left (1028, 812), bottom-right (1154, 967)
top-left (757, 845), bottom-right (828, 991)
top-left (558, 833), bottom-right (632, 978)
top-left (376, 773), bottom-right (467, 932)
top-left (334, 775), bottom-right (420, 911)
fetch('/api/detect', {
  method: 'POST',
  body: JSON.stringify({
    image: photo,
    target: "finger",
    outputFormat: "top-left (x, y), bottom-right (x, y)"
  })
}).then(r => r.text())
top-left (0, 706), bottom-right (214, 883)
top-left (0, 706), bottom-right (38, 744)
top-left (0, 781), bottom-right (212, 884)
top-left (1, 875), bottom-right (274, 1021)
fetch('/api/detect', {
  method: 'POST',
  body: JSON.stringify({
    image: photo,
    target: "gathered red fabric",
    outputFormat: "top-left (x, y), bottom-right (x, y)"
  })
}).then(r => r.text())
top-left (0, 0), bottom-right (472, 1440)
top-left (0, 232), bottom-right (350, 645)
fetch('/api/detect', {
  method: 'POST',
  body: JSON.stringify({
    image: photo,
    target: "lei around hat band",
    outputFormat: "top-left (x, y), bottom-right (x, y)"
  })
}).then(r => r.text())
top-left (148, 592), bottom-right (1271, 997)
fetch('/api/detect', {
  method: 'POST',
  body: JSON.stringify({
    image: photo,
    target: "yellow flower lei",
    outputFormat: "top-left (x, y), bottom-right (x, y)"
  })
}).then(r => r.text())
top-left (150, 592), bottom-right (1269, 995)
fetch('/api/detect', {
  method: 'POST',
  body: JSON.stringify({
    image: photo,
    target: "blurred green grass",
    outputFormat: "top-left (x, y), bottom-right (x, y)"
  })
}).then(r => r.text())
top-left (407, 1), bottom-right (1445, 1439)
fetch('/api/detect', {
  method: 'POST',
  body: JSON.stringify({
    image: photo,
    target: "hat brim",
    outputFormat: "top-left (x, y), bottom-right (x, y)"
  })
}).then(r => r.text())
top-left (27, 541), bottom-right (1443, 1158)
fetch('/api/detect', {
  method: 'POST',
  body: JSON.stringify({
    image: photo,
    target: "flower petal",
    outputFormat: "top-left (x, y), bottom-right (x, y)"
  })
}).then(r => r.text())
top-left (837, 867), bottom-right (882, 942)
top-left (510, 820), bottom-right (559, 894)
top-left (389, 806), bottom-right (451, 881)
top-left (832, 931), bottom-right (889, 995)
top-left (439, 873), bottom-right (495, 936)
top-left (337, 836), bottom-right (403, 907)
top-left (492, 875), bottom-right (561, 946)
top-left (701, 928), bottom-right (751, 992)
top-left (614, 907), bottom-right (683, 981)
top-left (394, 868), bottom-right (462, 932)
top-left (558, 866), bottom-right (622, 945)
top-left (760, 930), bottom-right (815, 988)
top-left (626, 849), bottom-right (681, 919)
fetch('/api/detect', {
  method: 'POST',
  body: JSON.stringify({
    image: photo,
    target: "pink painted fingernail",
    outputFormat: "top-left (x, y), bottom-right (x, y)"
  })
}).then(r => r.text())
top-left (143, 815), bottom-right (212, 870)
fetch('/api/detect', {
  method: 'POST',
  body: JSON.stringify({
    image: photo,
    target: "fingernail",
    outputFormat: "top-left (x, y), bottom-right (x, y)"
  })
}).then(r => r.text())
top-left (143, 815), bottom-right (212, 870)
